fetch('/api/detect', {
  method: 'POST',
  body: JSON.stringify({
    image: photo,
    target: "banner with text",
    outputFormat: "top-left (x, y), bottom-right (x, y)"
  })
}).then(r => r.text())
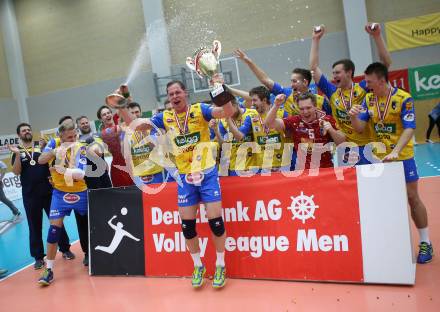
top-left (408, 64), bottom-right (440, 100)
top-left (0, 134), bottom-right (19, 158)
top-left (385, 13), bottom-right (440, 52)
top-left (143, 169), bottom-right (363, 282)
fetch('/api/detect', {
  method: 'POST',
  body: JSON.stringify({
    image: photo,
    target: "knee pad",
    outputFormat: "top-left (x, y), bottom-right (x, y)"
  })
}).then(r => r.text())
top-left (209, 217), bottom-right (225, 237)
top-left (181, 219), bottom-right (197, 240)
top-left (47, 225), bottom-right (62, 244)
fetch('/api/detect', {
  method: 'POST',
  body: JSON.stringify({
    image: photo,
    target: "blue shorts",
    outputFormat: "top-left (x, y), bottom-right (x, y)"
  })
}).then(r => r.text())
top-left (337, 145), bottom-right (372, 166)
top-left (49, 189), bottom-right (88, 220)
top-left (402, 158), bottom-right (419, 183)
top-left (177, 167), bottom-right (221, 207)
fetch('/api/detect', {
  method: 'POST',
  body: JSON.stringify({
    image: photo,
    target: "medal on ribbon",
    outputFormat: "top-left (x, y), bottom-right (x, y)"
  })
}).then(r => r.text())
top-left (22, 143), bottom-right (36, 166)
top-left (375, 87), bottom-right (393, 131)
top-left (173, 106), bottom-right (190, 135)
top-left (338, 83), bottom-right (354, 111)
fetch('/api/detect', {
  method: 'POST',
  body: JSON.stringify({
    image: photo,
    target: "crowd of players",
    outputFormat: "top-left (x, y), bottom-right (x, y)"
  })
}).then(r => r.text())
top-left (1, 23), bottom-right (433, 287)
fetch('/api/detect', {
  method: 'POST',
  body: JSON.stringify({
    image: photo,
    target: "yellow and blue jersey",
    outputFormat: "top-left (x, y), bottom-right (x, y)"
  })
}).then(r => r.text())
top-left (240, 108), bottom-right (289, 170)
top-left (150, 103), bottom-right (217, 174)
top-left (359, 87), bottom-right (415, 161)
top-left (43, 138), bottom-right (87, 192)
top-left (271, 82), bottom-right (332, 116)
top-left (317, 75), bottom-right (373, 146)
top-left (218, 108), bottom-right (258, 171)
top-left (127, 129), bottom-right (163, 177)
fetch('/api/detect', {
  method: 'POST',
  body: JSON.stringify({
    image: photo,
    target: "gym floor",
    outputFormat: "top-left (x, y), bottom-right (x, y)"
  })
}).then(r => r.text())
top-left (0, 143), bottom-right (439, 311)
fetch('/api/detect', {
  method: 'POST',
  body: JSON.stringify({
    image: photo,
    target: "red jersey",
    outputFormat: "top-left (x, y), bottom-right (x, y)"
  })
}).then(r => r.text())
top-left (283, 110), bottom-right (337, 169)
top-left (101, 125), bottom-right (133, 187)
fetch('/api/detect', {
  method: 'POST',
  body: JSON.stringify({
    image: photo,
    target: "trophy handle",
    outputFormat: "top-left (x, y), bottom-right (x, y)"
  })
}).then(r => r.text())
top-left (186, 57), bottom-right (196, 71)
top-left (212, 40), bottom-right (221, 62)
top-left (186, 56), bottom-right (205, 79)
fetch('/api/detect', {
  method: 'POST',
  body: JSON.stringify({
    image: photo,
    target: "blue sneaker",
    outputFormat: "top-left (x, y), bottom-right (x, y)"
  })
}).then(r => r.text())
top-left (212, 266), bottom-right (226, 288)
top-left (417, 242), bottom-right (433, 264)
top-left (191, 266), bottom-right (206, 288)
top-left (38, 268), bottom-right (54, 286)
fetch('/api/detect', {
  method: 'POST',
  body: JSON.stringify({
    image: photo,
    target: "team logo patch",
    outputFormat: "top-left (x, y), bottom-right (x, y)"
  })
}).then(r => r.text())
top-left (166, 118), bottom-right (174, 123)
top-left (79, 158), bottom-right (87, 165)
top-left (190, 112), bottom-right (195, 118)
top-left (403, 113), bottom-right (415, 122)
top-left (185, 172), bottom-right (205, 184)
top-left (63, 193), bottom-right (80, 204)
top-left (391, 101), bottom-right (397, 110)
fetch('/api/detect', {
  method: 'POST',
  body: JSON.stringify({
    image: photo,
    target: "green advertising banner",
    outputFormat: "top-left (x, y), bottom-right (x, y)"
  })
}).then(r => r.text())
top-left (408, 64), bottom-right (440, 100)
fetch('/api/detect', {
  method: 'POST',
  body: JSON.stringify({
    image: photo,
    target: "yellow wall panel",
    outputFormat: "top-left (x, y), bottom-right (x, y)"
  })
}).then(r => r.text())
top-left (15, 0), bottom-right (148, 96)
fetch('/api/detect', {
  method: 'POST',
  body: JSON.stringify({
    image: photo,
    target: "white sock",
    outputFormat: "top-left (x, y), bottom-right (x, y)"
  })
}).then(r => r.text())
top-left (418, 227), bottom-right (430, 244)
top-left (46, 260), bottom-right (54, 270)
top-left (190, 252), bottom-right (203, 267)
top-left (216, 251), bottom-right (225, 267)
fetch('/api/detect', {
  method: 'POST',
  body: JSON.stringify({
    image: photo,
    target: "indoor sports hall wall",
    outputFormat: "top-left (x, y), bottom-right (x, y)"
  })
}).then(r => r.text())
top-left (0, 0), bottom-right (438, 136)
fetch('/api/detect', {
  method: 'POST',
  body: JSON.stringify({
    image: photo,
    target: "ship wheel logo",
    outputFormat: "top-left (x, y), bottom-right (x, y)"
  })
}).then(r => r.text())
top-left (287, 192), bottom-right (319, 224)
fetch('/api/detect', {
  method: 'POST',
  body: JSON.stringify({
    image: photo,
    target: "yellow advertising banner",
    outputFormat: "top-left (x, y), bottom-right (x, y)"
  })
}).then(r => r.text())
top-left (385, 12), bottom-right (440, 52)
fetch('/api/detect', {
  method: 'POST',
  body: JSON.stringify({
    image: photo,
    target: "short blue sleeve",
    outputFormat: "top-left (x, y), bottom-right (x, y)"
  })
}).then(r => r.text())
top-left (322, 98), bottom-right (332, 115)
top-left (401, 98), bottom-right (416, 129)
top-left (317, 75), bottom-right (337, 99)
top-left (358, 98), bottom-right (370, 122)
top-left (43, 138), bottom-right (56, 153)
top-left (271, 82), bottom-right (292, 97)
top-left (238, 115), bottom-right (252, 136)
top-left (358, 79), bottom-right (368, 92)
top-left (201, 103), bottom-right (214, 121)
top-left (150, 112), bottom-right (165, 130)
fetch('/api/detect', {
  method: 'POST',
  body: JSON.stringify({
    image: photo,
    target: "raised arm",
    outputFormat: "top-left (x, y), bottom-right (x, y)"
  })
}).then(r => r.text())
top-left (309, 25), bottom-right (325, 83)
top-left (365, 23), bottom-right (392, 68)
top-left (226, 85), bottom-right (252, 101)
top-left (264, 94), bottom-right (286, 132)
top-left (108, 215), bottom-right (117, 230)
top-left (233, 49), bottom-right (274, 90)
